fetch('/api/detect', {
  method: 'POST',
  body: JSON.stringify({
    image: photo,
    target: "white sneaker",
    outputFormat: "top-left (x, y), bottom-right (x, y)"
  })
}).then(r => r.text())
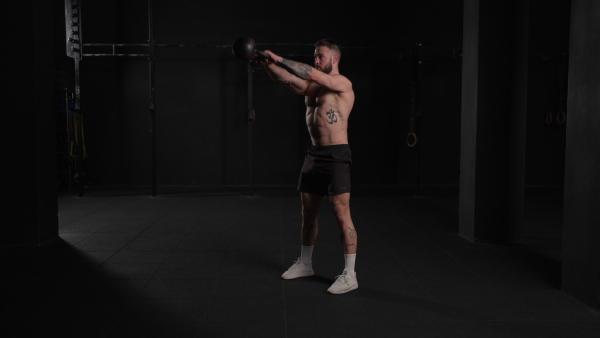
top-left (281, 258), bottom-right (314, 279)
top-left (327, 269), bottom-right (358, 294)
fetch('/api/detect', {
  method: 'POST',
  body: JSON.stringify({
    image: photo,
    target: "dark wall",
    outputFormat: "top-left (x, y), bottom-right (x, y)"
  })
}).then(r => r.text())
top-left (562, 0), bottom-right (600, 311)
top-left (52, 0), bottom-right (465, 191)
top-left (1, 0), bottom-right (57, 246)
top-left (526, 0), bottom-right (571, 190)
top-left (51, 0), bottom-right (569, 192)
top-left (459, 0), bottom-right (529, 243)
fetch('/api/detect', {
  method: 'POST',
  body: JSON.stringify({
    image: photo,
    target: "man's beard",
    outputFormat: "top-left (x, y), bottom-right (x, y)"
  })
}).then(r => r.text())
top-left (318, 62), bottom-right (333, 74)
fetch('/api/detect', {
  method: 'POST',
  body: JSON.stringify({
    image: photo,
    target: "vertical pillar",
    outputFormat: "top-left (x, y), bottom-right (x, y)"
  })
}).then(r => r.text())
top-left (247, 62), bottom-right (255, 197)
top-left (148, 0), bottom-right (157, 197)
top-left (0, 0), bottom-right (58, 246)
top-left (459, 0), bottom-right (529, 242)
top-left (561, 0), bottom-right (600, 311)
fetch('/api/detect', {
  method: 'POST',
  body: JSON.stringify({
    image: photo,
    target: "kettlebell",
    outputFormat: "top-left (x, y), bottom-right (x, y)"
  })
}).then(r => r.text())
top-left (232, 36), bottom-right (268, 60)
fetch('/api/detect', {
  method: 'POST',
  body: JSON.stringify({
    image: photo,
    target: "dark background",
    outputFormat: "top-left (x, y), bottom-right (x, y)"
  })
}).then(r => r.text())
top-left (51, 0), bottom-right (568, 192)
top-left (6, 0), bottom-right (599, 315)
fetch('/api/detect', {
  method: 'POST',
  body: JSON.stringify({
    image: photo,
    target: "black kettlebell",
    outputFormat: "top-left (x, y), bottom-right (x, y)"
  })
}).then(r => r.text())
top-left (232, 36), bottom-right (268, 60)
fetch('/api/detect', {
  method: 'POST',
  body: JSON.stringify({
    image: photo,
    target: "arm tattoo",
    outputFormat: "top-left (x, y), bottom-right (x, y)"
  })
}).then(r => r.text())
top-left (344, 243), bottom-right (355, 248)
top-left (277, 58), bottom-right (313, 80)
top-left (348, 226), bottom-right (356, 239)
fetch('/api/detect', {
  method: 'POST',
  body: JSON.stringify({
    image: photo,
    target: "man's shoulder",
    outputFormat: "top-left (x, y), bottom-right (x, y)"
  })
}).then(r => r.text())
top-left (332, 74), bottom-right (353, 90)
top-left (332, 73), bottom-right (350, 80)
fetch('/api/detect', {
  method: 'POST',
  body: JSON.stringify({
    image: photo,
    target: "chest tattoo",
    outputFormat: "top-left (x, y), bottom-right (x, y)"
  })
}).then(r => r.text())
top-left (326, 109), bottom-right (338, 124)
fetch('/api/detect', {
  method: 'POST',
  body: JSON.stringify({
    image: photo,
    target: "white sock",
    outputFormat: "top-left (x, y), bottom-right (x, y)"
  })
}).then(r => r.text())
top-left (301, 245), bottom-right (314, 264)
top-left (344, 254), bottom-right (356, 273)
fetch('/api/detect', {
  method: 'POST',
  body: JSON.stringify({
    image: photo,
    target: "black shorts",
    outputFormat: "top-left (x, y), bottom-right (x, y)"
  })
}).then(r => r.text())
top-left (297, 144), bottom-right (352, 196)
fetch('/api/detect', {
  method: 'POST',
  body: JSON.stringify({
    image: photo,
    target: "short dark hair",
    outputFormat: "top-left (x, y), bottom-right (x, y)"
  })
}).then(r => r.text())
top-left (315, 39), bottom-right (342, 57)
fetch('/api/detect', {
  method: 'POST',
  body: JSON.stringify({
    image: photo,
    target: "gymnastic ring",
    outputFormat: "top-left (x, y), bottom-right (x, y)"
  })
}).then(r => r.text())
top-left (545, 112), bottom-right (553, 125)
top-left (556, 111), bottom-right (566, 125)
top-left (406, 132), bottom-right (417, 148)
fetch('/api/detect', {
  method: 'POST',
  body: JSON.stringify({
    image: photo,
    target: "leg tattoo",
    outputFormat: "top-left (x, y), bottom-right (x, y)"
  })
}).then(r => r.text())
top-left (348, 226), bottom-right (356, 239)
top-left (341, 231), bottom-right (356, 248)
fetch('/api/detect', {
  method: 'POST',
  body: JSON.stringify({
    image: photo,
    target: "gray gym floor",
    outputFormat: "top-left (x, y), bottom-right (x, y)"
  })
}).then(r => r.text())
top-left (2, 187), bottom-right (599, 337)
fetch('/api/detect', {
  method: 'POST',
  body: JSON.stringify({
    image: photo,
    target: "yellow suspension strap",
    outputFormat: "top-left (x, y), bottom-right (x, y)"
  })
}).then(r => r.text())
top-left (70, 111), bottom-right (88, 159)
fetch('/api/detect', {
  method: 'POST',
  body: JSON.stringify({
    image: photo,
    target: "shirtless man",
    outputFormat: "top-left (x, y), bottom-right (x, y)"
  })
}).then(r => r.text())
top-left (254, 39), bottom-right (358, 294)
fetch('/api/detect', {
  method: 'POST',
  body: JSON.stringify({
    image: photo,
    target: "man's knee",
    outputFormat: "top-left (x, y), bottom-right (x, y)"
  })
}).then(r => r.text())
top-left (330, 195), bottom-right (349, 213)
top-left (331, 206), bottom-right (351, 226)
top-left (302, 204), bottom-right (319, 220)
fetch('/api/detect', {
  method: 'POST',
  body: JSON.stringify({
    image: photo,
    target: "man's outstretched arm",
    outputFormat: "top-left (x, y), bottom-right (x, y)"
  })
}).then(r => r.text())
top-left (260, 51), bottom-right (351, 93)
top-left (256, 51), bottom-right (311, 94)
top-left (276, 59), bottom-right (313, 80)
